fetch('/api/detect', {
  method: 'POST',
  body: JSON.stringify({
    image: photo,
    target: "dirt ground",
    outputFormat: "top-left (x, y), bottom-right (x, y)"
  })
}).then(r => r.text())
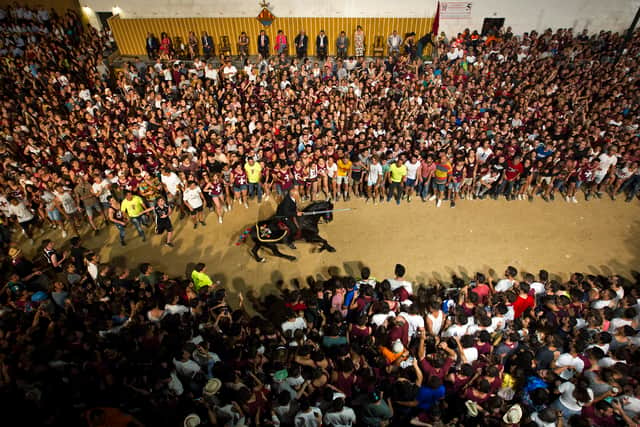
top-left (57, 195), bottom-right (640, 308)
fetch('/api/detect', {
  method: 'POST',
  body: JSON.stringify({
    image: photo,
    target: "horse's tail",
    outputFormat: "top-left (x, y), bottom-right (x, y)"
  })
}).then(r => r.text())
top-left (235, 227), bottom-right (253, 246)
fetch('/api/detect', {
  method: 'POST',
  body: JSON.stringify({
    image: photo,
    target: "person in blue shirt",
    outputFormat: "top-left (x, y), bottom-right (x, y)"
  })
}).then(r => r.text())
top-left (536, 142), bottom-right (555, 160)
top-left (416, 376), bottom-right (446, 411)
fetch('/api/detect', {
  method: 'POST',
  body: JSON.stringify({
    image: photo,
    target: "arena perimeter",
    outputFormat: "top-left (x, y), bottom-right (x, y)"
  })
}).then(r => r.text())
top-left (69, 197), bottom-right (640, 307)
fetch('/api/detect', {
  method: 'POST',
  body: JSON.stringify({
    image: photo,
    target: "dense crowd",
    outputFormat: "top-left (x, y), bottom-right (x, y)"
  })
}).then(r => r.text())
top-left (0, 9), bottom-right (639, 249)
top-left (1, 4), bottom-right (640, 427)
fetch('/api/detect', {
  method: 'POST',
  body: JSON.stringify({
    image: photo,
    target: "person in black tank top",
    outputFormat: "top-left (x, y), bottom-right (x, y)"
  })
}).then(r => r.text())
top-left (153, 197), bottom-right (174, 247)
top-left (108, 196), bottom-right (128, 246)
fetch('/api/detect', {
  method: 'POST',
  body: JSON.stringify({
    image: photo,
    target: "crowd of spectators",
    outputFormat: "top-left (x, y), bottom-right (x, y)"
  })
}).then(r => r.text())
top-left (1, 4), bottom-right (640, 427)
top-left (0, 8), bottom-right (639, 249)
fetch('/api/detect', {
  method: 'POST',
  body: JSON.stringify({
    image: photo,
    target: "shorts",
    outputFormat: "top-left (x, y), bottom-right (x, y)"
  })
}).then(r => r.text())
top-left (594, 173), bottom-right (607, 185)
top-left (448, 181), bottom-right (462, 192)
top-left (540, 176), bottom-right (552, 185)
top-left (336, 175), bottom-right (349, 185)
top-left (47, 209), bottom-right (62, 221)
top-left (233, 184), bottom-right (248, 193)
top-left (167, 191), bottom-right (182, 204)
top-left (189, 205), bottom-right (203, 214)
top-left (156, 219), bottom-right (173, 234)
top-left (433, 181), bottom-right (446, 192)
top-left (19, 218), bottom-right (35, 231)
top-left (575, 180), bottom-right (584, 189)
top-left (367, 179), bottom-right (379, 187)
top-left (405, 178), bottom-right (416, 188)
top-left (463, 177), bottom-right (473, 186)
top-left (352, 173), bottom-right (362, 182)
top-left (84, 202), bottom-right (102, 218)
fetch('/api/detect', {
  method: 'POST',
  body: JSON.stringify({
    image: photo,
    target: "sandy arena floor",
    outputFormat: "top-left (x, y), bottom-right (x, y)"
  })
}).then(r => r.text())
top-left (62, 195), bottom-right (640, 307)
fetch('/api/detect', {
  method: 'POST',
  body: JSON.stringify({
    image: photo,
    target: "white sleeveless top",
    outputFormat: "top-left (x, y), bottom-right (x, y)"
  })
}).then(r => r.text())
top-left (427, 310), bottom-right (444, 336)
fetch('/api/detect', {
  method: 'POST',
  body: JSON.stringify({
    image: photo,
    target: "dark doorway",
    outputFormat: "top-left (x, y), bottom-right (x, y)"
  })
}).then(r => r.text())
top-left (482, 18), bottom-right (505, 37)
top-left (97, 12), bottom-right (113, 30)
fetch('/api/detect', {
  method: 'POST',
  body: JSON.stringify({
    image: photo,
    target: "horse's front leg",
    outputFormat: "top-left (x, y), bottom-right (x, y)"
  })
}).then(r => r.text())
top-left (251, 240), bottom-right (265, 262)
top-left (303, 232), bottom-right (336, 252)
top-left (269, 244), bottom-right (297, 261)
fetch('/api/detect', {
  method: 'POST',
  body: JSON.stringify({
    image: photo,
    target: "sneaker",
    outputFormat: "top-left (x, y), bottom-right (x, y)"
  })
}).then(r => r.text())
top-left (365, 198), bottom-right (369, 204)
top-left (595, 192), bottom-right (603, 199)
top-left (542, 195), bottom-right (549, 202)
top-left (428, 195), bottom-right (436, 201)
top-left (218, 216), bottom-right (223, 224)
top-left (625, 197), bottom-right (633, 203)
top-left (585, 193), bottom-right (591, 201)
top-left (436, 199), bottom-right (442, 208)
top-left (565, 195), bottom-right (570, 203)
top-left (572, 196), bottom-right (578, 204)
top-left (200, 221), bottom-right (206, 226)
top-left (407, 196), bottom-right (412, 203)
top-left (373, 200), bottom-right (378, 205)
top-left (549, 193), bottom-right (555, 201)
top-left (396, 199), bottom-right (401, 206)
top-left (450, 201), bottom-right (456, 208)
top-left (610, 194), bottom-right (616, 201)
top-left (193, 223), bottom-right (198, 229)
top-left (528, 195), bottom-right (534, 202)
top-left (141, 234), bottom-right (146, 242)
top-left (264, 195), bottom-right (270, 201)
top-left (61, 230), bottom-right (67, 238)
top-left (244, 202), bottom-right (249, 209)
top-left (165, 242), bottom-right (174, 247)
top-left (94, 228), bottom-right (100, 235)
top-left (121, 240), bottom-right (126, 246)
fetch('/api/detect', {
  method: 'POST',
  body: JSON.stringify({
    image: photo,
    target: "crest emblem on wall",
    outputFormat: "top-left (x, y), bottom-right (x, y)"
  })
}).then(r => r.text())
top-left (257, 5), bottom-right (275, 27)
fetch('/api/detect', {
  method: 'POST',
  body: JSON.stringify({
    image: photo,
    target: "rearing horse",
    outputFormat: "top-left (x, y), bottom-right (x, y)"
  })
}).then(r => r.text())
top-left (236, 201), bottom-right (336, 262)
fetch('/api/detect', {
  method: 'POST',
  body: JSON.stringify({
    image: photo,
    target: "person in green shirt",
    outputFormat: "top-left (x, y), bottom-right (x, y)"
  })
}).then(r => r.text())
top-left (386, 157), bottom-right (407, 205)
top-left (120, 190), bottom-right (150, 242)
top-left (191, 262), bottom-right (213, 292)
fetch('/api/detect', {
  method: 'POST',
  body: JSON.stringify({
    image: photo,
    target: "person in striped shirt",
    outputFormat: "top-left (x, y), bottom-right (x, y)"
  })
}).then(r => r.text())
top-left (429, 153), bottom-right (452, 208)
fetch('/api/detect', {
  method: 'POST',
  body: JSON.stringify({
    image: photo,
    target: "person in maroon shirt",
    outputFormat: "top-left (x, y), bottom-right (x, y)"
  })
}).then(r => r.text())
top-left (500, 155), bottom-right (524, 200)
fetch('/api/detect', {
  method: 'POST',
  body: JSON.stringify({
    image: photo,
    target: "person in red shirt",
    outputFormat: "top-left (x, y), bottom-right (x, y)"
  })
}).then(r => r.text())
top-left (500, 155), bottom-right (524, 200)
top-left (513, 282), bottom-right (535, 319)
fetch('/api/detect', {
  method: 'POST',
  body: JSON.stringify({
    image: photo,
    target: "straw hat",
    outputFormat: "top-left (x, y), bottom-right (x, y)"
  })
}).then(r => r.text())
top-left (465, 400), bottom-right (479, 417)
top-left (202, 378), bottom-right (221, 397)
top-left (503, 404), bottom-right (523, 424)
top-left (183, 413), bottom-right (201, 427)
top-left (8, 247), bottom-right (21, 259)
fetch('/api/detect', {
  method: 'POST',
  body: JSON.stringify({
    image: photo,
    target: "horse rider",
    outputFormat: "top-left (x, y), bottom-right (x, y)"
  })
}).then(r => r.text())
top-left (276, 188), bottom-right (302, 249)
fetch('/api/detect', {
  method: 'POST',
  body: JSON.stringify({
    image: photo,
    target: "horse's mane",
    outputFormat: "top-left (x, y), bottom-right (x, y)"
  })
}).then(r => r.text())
top-left (303, 201), bottom-right (333, 213)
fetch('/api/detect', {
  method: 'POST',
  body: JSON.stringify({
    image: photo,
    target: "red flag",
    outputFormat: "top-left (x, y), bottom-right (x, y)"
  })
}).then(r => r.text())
top-left (432, 1), bottom-right (440, 35)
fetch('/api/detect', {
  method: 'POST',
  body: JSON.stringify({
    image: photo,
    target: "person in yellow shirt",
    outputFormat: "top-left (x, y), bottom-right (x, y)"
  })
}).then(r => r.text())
top-left (386, 158), bottom-right (407, 205)
top-left (244, 157), bottom-right (264, 203)
top-left (120, 190), bottom-right (149, 242)
top-left (191, 262), bottom-right (213, 292)
top-left (336, 153), bottom-right (353, 201)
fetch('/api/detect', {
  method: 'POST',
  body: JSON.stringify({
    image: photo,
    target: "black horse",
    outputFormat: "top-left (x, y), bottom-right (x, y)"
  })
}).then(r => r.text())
top-left (237, 201), bottom-right (336, 262)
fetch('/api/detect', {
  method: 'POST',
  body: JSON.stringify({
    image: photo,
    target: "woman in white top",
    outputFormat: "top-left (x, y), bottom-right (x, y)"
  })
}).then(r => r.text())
top-left (552, 381), bottom-right (593, 420)
top-left (426, 301), bottom-right (445, 336)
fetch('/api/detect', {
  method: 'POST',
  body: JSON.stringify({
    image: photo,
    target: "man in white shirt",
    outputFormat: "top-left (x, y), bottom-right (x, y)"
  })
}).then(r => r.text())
top-left (161, 168), bottom-right (185, 218)
top-left (281, 310), bottom-right (307, 336)
top-left (8, 197), bottom-right (35, 241)
top-left (173, 349), bottom-right (202, 379)
top-left (494, 266), bottom-right (518, 293)
top-left (596, 146), bottom-right (618, 196)
top-left (205, 62), bottom-right (218, 82)
top-left (222, 60), bottom-right (237, 81)
top-left (404, 154), bottom-right (421, 202)
top-left (183, 181), bottom-right (206, 229)
top-left (387, 263), bottom-right (413, 297)
top-left (323, 398), bottom-right (356, 427)
top-left (398, 306), bottom-right (425, 339)
top-left (387, 30), bottom-right (401, 56)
